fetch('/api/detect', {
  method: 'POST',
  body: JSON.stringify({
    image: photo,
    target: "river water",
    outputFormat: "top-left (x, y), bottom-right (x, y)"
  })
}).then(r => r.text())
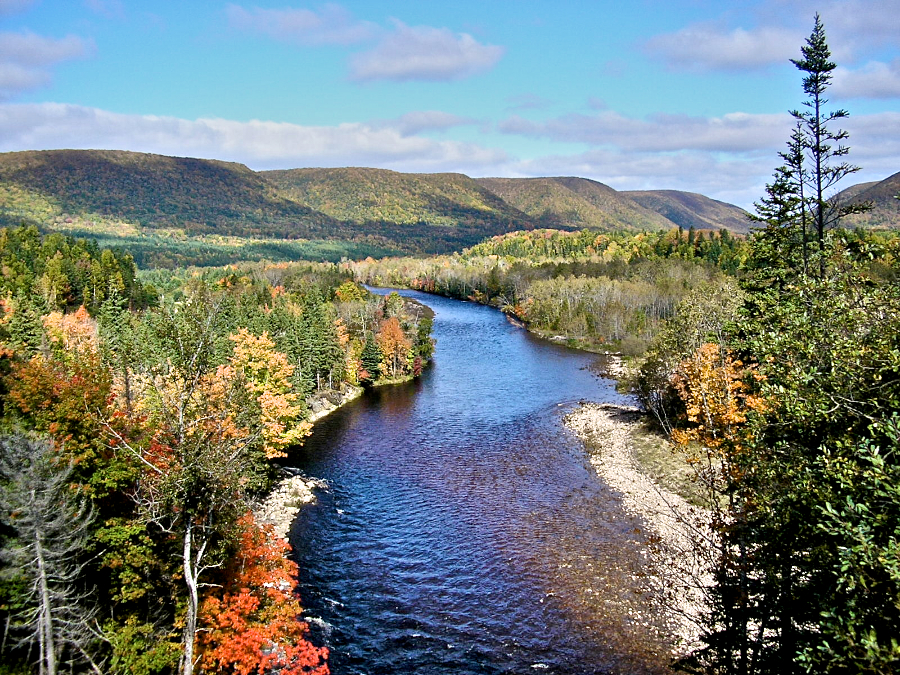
top-left (288, 290), bottom-right (675, 675)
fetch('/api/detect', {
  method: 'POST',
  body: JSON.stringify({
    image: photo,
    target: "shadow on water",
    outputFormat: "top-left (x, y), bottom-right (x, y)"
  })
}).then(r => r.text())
top-left (288, 290), bottom-right (676, 675)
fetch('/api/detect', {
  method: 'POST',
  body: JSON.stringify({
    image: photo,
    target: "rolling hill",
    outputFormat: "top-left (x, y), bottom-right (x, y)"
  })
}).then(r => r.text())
top-left (0, 148), bottom-right (766, 267)
top-left (621, 190), bottom-right (752, 233)
top-left (0, 149), bottom-right (337, 237)
top-left (839, 171), bottom-right (900, 229)
top-left (474, 177), bottom-right (675, 232)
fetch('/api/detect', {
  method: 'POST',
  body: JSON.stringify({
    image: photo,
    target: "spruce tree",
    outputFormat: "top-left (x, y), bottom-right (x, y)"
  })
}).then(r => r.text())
top-left (788, 13), bottom-right (867, 272)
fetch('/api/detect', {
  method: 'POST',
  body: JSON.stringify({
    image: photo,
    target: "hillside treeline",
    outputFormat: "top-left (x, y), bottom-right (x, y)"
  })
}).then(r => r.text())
top-left (350, 227), bottom-right (746, 354)
top-left (0, 228), bottom-right (432, 675)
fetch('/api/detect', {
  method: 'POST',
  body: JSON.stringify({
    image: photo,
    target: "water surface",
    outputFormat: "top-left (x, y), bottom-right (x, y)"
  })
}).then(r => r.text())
top-left (289, 290), bottom-right (674, 674)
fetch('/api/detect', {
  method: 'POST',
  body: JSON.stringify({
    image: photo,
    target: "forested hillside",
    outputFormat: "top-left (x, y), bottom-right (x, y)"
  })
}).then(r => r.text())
top-left (621, 189), bottom-right (751, 233)
top-left (0, 149), bottom-right (762, 268)
top-left (839, 170), bottom-right (900, 229)
top-left (473, 176), bottom-right (675, 232)
top-left (263, 167), bottom-right (534, 228)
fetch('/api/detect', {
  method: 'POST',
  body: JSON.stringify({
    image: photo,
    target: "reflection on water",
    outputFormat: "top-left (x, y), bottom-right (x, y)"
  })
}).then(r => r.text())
top-left (288, 291), bottom-right (674, 674)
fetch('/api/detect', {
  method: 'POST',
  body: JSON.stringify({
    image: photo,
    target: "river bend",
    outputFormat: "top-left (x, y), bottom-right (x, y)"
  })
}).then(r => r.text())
top-left (288, 290), bottom-right (673, 675)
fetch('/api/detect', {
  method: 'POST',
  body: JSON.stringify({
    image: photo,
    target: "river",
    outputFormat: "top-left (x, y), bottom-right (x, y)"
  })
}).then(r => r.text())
top-left (287, 290), bottom-right (675, 675)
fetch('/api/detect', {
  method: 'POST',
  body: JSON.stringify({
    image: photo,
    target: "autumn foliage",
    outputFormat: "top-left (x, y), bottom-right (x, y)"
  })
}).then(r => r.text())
top-left (227, 328), bottom-right (312, 459)
top-left (670, 342), bottom-right (764, 455)
top-left (198, 514), bottom-right (328, 675)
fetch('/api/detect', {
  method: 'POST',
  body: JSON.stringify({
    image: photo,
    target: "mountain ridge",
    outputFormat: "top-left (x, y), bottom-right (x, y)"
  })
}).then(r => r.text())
top-left (4, 148), bottom-right (891, 267)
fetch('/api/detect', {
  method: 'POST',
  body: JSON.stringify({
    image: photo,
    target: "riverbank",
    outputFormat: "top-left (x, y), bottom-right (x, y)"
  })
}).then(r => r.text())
top-left (564, 402), bottom-right (711, 657)
top-left (255, 384), bottom-right (364, 537)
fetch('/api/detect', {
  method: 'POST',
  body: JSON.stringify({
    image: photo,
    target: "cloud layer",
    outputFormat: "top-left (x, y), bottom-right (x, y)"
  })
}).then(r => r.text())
top-left (0, 31), bottom-right (93, 101)
top-left (645, 24), bottom-right (801, 72)
top-left (349, 21), bottom-right (504, 82)
top-left (0, 103), bottom-right (507, 172)
top-left (225, 3), bottom-right (377, 46)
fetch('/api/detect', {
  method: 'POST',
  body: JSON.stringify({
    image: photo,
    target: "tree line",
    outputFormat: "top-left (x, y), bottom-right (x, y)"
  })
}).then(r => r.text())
top-left (349, 226), bottom-right (744, 355)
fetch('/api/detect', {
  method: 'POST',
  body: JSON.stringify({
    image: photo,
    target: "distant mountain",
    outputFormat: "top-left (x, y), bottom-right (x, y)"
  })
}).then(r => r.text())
top-left (0, 149), bottom-right (758, 266)
top-left (838, 172), bottom-right (900, 229)
top-left (262, 167), bottom-right (536, 252)
top-left (264, 167), bottom-right (532, 227)
top-left (475, 176), bottom-right (673, 232)
top-left (0, 149), bottom-right (337, 238)
top-left (621, 190), bottom-right (752, 234)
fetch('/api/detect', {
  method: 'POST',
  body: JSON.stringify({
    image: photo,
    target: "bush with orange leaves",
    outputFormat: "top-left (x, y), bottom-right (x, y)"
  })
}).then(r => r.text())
top-left (198, 514), bottom-right (328, 675)
top-left (669, 343), bottom-right (766, 494)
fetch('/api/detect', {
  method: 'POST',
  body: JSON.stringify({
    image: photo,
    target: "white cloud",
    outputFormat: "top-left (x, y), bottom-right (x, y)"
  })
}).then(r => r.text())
top-left (349, 21), bottom-right (504, 82)
top-left (0, 63), bottom-right (49, 94)
top-left (0, 31), bottom-right (93, 101)
top-left (499, 110), bottom-right (792, 154)
top-left (226, 3), bottom-right (376, 46)
top-left (0, 31), bottom-right (92, 67)
top-left (644, 23), bottom-right (801, 72)
top-left (508, 148), bottom-right (772, 208)
top-left (833, 60), bottom-right (900, 99)
top-left (818, 0), bottom-right (900, 56)
top-left (84, 0), bottom-right (126, 20)
top-left (494, 107), bottom-right (896, 208)
top-left (0, 103), bottom-right (508, 172)
top-left (372, 110), bottom-right (478, 136)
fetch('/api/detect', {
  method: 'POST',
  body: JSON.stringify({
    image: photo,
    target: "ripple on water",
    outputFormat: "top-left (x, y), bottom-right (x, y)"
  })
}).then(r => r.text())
top-left (290, 290), bottom-right (675, 675)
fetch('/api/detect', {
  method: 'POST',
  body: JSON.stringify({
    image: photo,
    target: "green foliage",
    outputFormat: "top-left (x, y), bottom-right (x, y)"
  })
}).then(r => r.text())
top-left (634, 278), bottom-right (744, 433)
top-left (0, 225), bottom-right (146, 314)
top-left (351, 228), bottom-right (742, 354)
top-left (0, 149), bottom-right (761, 269)
top-left (105, 619), bottom-right (180, 675)
top-left (359, 336), bottom-right (383, 385)
top-left (670, 18), bottom-right (900, 675)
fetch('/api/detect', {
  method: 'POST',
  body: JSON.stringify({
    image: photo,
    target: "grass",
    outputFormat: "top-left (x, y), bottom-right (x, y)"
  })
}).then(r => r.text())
top-left (626, 416), bottom-right (709, 508)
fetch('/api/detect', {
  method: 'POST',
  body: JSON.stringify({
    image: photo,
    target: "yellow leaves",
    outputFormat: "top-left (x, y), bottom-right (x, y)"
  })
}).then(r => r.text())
top-left (671, 342), bottom-right (764, 454)
top-left (228, 328), bottom-right (294, 397)
top-left (42, 305), bottom-right (98, 355)
top-left (227, 328), bottom-right (309, 459)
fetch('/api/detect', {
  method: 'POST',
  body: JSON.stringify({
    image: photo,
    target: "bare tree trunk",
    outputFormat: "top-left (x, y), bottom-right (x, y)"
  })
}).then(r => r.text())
top-left (34, 531), bottom-right (57, 675)
top-left (181, 519), bottom-right (198, 675)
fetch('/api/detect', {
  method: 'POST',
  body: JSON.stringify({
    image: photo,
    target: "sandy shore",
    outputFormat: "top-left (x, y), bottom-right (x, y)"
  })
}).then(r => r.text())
top-left (564, 402), bottom-right (712, 656)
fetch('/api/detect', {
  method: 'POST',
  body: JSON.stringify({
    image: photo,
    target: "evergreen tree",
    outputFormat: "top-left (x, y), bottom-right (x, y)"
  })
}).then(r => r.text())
top-left (359, 336), bottom-right (382, 385)
top-left (787, 13), bottom-right (868, 273)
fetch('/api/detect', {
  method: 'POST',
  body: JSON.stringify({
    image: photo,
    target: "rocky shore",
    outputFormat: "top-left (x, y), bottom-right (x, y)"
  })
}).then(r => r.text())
top-left (564, 402), bottom-right (711, 656)
top-left (255, 469), bottom-right (328, 539)
top-left (255, 384), bottom-right (363, 538)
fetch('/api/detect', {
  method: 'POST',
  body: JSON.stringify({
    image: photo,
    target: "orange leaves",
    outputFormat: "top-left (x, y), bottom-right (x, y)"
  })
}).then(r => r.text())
top-left (42, 305), bottom-right (98, 355)
top-left (671, 342), bottom-right (765, 455)
top-left (5, 352), bottom-right (113, 469)
top-left (198, 514), bottom-right (329, 675)
top-left (375, 316), bottom-right (411, 379)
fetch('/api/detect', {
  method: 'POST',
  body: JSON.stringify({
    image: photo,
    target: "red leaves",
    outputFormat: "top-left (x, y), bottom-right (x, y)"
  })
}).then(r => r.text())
top-left (198, 514), bottom-right (328, 675)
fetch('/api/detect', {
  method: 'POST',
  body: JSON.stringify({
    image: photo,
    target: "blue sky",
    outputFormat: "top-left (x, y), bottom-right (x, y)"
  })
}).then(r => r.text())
top-left (1, 0), bottom-right (898, 208)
